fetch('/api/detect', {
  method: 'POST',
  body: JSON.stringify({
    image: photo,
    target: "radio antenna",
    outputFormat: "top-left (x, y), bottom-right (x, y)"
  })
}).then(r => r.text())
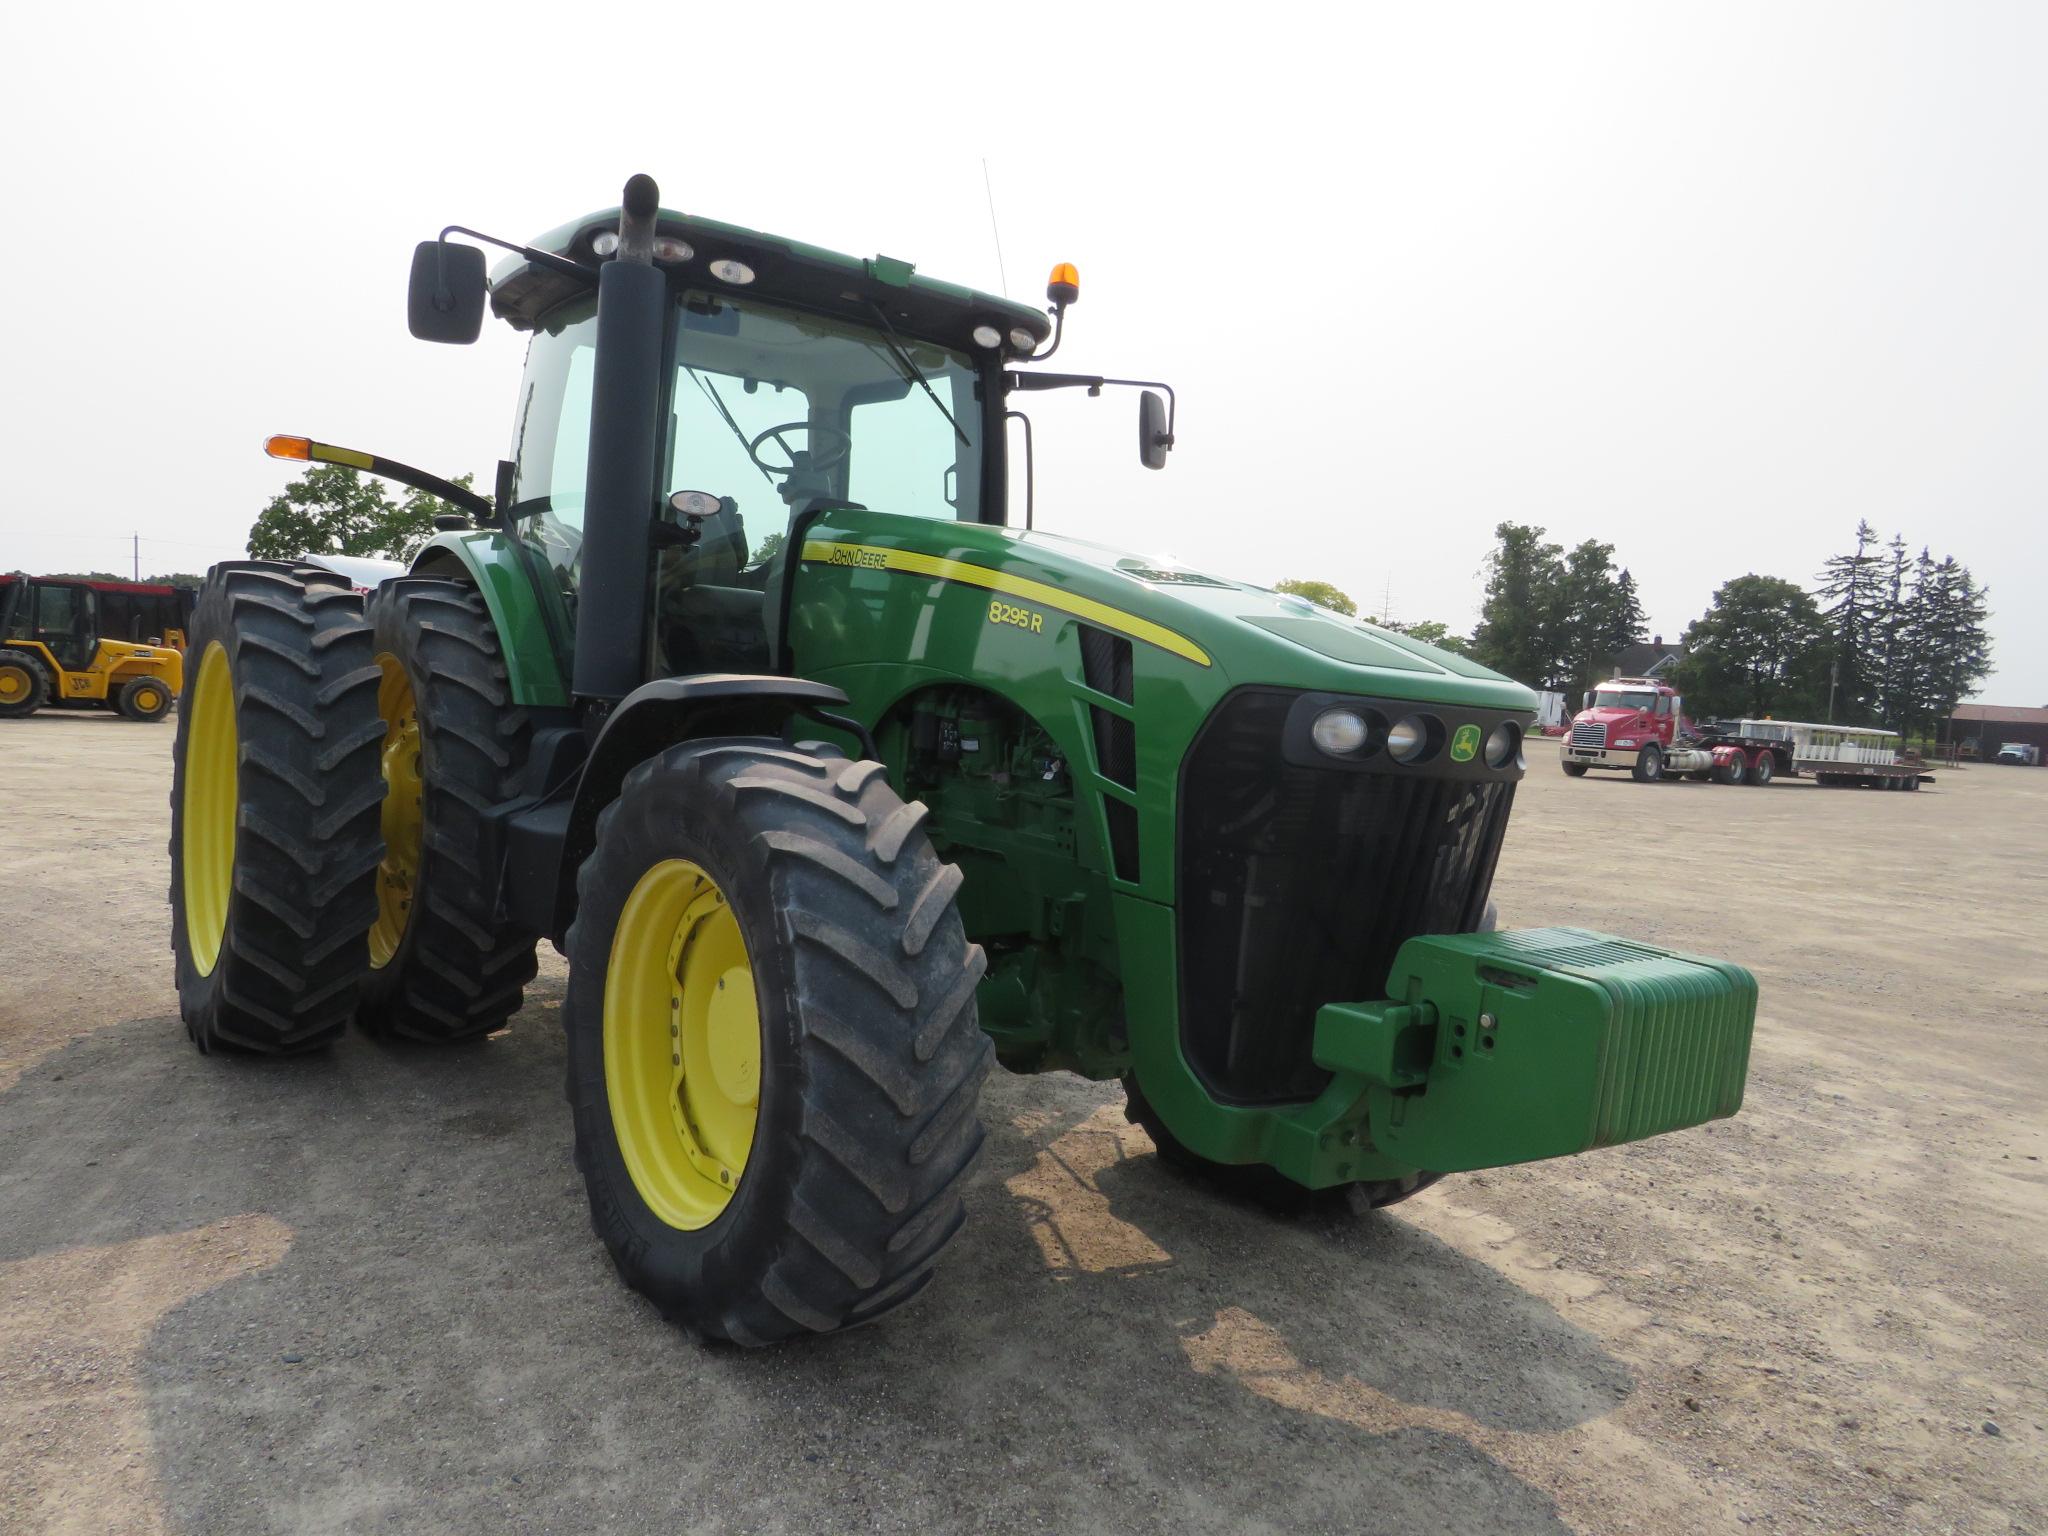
top-left (981, 157), bottom-right (1011, 298)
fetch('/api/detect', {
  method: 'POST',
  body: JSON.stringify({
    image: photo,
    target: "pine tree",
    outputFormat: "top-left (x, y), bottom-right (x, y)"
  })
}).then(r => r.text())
top-left (1915, 557), bottom-right (1993, 732)
top-left (1815, 521), bottom-right (1884, 720)
top-left (1614, 567), bottom-right (1647, 647)
top-left (1871, 533), bottom-right (1912, 730)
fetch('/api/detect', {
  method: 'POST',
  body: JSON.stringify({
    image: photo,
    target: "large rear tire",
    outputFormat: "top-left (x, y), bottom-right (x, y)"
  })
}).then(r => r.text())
top-left (357, 579), bottom-right (538, 1043)
top-left (0, 648), bottom-right (49, 718)
top-left (168, 564), bottom-right (385, 1054)
top-left (563, 741), bottom-right (992, 1345)
top-left (1749, 752), bottom-right (1775, 786)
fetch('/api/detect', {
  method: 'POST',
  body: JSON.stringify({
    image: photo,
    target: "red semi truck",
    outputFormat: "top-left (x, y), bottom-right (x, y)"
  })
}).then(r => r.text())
top-left (1561, 678), bottom-right (1928, 789)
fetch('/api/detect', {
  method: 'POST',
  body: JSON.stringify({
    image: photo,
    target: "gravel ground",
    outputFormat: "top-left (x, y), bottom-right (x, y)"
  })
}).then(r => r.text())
top-left (1, 711), bottom-right (2042, 1535)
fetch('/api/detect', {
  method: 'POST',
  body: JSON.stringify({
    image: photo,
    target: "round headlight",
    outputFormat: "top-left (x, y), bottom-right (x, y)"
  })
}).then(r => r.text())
top-left (651, 235), bottom-right (695, 263)
top-left (1484, 721), bottom-right (1521, 769)
top-left (1008, 326), bottom-right (1038, 354)
top-left (1311, 708), bottom-right (1370, 756)
top-left (971, 324), bottom-right (1003, 349)
top-left (708, 258), bottom-right (756, 285)
top-left (1386, 716), bottom-right (1430, 762)
top-left (590, 230), bottom-right (620, 256)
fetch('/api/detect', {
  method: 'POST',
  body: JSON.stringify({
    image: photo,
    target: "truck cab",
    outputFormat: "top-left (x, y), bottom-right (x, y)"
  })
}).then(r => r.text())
top-left (1563, 678), bottom-right (1684, 777)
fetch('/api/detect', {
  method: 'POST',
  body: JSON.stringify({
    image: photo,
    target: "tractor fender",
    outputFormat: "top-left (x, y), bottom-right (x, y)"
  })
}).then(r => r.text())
top-left (536, 675), bottom-right (857, 940)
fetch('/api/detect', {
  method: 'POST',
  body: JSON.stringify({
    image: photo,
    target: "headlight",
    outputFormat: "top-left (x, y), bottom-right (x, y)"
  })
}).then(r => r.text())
top-left (1484, 721), bottom-right (1520, 769)
top-left (1614, 737), bottom-right (1638, 748)
top-left (1311, 707), bottom-right (1370, 756)
top-left (1386, 716), bottom-right (1431, 762)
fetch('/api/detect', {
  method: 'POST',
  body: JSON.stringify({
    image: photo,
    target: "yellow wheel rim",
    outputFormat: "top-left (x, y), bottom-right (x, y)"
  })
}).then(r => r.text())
top-left (604, 859), bottom-right (761, 1230)
top-left (137, 686), bottom-right (163, 712)
top-left (370, 655), bottom-right (423, 969)
top-left (0, 660), bottom-right (30, 704)
top-left (182, 642), bottom-right (236, 977)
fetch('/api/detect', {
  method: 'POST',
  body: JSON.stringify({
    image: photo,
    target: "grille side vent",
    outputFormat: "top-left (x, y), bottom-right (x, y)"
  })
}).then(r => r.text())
top-left (1090, 706), bottom-right (1137, 790)
top-left (1104, 797), bottom-right (1142, 883)
top-left (1078, 625), bottom-right (1134, 703)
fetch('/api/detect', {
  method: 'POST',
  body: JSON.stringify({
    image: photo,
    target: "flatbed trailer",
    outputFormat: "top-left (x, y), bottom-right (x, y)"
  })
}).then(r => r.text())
top-left (1713, 719), bottom-right (1932, 792)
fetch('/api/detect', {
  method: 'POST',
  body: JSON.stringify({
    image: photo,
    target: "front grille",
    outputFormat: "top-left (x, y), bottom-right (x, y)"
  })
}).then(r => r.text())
top-left (1571, 720), bottom-right (1607, 749)
top-left (1178, 689), bottom-right (1515, 1104)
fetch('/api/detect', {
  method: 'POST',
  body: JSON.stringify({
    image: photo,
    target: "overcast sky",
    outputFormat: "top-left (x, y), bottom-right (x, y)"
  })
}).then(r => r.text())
top-left (4, 2), bottom-right (2041, 705)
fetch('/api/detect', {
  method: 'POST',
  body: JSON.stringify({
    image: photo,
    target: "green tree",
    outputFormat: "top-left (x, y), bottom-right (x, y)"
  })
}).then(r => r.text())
top-left (749, 530), bottom-right (787, 567)
top-left (1377, 617), bottom-right (1472, 655)
top-left (1274, 577), bottom-right (1357, 616)
top-left (1470, 522), bottom-right (1565, 688)
top-left (247, 464), bottom-right (475, 563)
top-left (1553, 540), bottom-right (1646, 700)
top-left (1912, 556), bottom-right (1993, 733)
top-left (1815, 520), bottom-right (1883, 719)
top-left (1672, 575), bottom-right (1829, 720)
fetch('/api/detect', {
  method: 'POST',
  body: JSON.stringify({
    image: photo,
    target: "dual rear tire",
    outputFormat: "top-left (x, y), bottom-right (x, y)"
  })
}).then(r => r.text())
top-left (169, 567), bottom-right (537, 1052)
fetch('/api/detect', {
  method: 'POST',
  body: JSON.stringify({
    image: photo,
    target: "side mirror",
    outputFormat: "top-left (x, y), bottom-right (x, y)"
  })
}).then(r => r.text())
top-left (408, 241), bottom-right (487, 344)
top-left (1138, 389), bottom-right (1171, 471)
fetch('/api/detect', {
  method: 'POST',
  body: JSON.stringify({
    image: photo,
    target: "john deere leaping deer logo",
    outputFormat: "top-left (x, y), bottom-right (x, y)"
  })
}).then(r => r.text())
top-left (1450, 723), bottom-right (1482, 763)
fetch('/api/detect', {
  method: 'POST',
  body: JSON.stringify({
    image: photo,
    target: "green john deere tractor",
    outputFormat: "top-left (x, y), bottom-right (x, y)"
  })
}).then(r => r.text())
top-left (169, 175), bottom-right (1757, 1345)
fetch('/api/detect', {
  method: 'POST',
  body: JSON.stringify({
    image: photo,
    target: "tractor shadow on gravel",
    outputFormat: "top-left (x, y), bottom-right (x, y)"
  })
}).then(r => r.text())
top-left (0, 995), bottom-right (1628, 1535)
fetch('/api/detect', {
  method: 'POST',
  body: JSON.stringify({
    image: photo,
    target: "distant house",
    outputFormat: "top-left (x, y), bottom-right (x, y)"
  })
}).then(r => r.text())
top-left (1947, 703), bottom-right (2048, 762)
top-left (1610, 635), bottom-right (1686, 679)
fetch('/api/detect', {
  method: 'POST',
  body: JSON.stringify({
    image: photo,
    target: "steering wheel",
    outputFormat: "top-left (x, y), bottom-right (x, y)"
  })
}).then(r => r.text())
top-left (747, 420), bottom-right (852, 478)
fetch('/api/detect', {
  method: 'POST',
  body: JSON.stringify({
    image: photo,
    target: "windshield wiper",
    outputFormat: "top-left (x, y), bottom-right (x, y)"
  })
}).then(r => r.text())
top-left (683, 366), bottom-right (777, 488)
top-left (865, 302), bottom-right (969, 447)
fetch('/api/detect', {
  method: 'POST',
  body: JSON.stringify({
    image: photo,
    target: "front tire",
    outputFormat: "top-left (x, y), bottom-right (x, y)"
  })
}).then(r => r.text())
top-left (1560, 760), bottom-right (1589, 778)
top-left (117, 676), bottom-right (174, 721)
top-left (168, 564), bottom-right (385, 1054)
top-left (0, 649), bottom-right (49, 718)
top-left (357, 579), bottom-right (538, 1043)
top-left (563, 740), bottom-right (992, 1345)
top-left (1632, 744), bottom-right (1665, 782)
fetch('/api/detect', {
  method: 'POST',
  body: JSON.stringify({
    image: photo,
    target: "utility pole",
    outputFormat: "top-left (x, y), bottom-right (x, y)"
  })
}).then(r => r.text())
top-left (1827, 659), bottom-right (1838, 723)
top-left (132, 532), bottom-right (139, 582)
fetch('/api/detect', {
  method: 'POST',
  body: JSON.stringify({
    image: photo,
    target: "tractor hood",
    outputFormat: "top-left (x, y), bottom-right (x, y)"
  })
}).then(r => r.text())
top-left (796, 511), bottom-right (1537, 715)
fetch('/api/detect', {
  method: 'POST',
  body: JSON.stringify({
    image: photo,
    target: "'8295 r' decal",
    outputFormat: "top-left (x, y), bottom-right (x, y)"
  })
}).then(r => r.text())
top-left (987, 599), bottom-right (1044, 633)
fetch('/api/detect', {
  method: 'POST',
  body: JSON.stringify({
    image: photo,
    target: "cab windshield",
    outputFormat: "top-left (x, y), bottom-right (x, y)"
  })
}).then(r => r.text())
top-left (1593, 689), bottom-right (1659, 711)
top-left (509, 289), bottom-right (990, 674)
top-left (511, 290), bottom-right (987, 600)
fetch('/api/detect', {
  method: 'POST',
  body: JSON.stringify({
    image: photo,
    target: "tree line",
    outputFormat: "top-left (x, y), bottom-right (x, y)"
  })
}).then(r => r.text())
top-left (1280, 518), bottom-right (1993, 732)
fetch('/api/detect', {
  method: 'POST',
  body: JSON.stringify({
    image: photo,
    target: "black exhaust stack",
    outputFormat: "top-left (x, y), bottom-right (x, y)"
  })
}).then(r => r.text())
top-left (573, 174), bottom-right (666, 703)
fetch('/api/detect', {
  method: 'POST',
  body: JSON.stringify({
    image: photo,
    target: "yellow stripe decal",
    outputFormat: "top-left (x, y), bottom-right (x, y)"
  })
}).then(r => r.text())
top-left (310, 442), bottom-right (375, 470)
top-left (802, 540), bottom-right (1211, 667)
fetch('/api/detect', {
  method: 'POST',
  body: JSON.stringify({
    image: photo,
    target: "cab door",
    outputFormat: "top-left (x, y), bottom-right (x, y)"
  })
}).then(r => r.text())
top-left (33, 582), bottom-right (98, 675)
